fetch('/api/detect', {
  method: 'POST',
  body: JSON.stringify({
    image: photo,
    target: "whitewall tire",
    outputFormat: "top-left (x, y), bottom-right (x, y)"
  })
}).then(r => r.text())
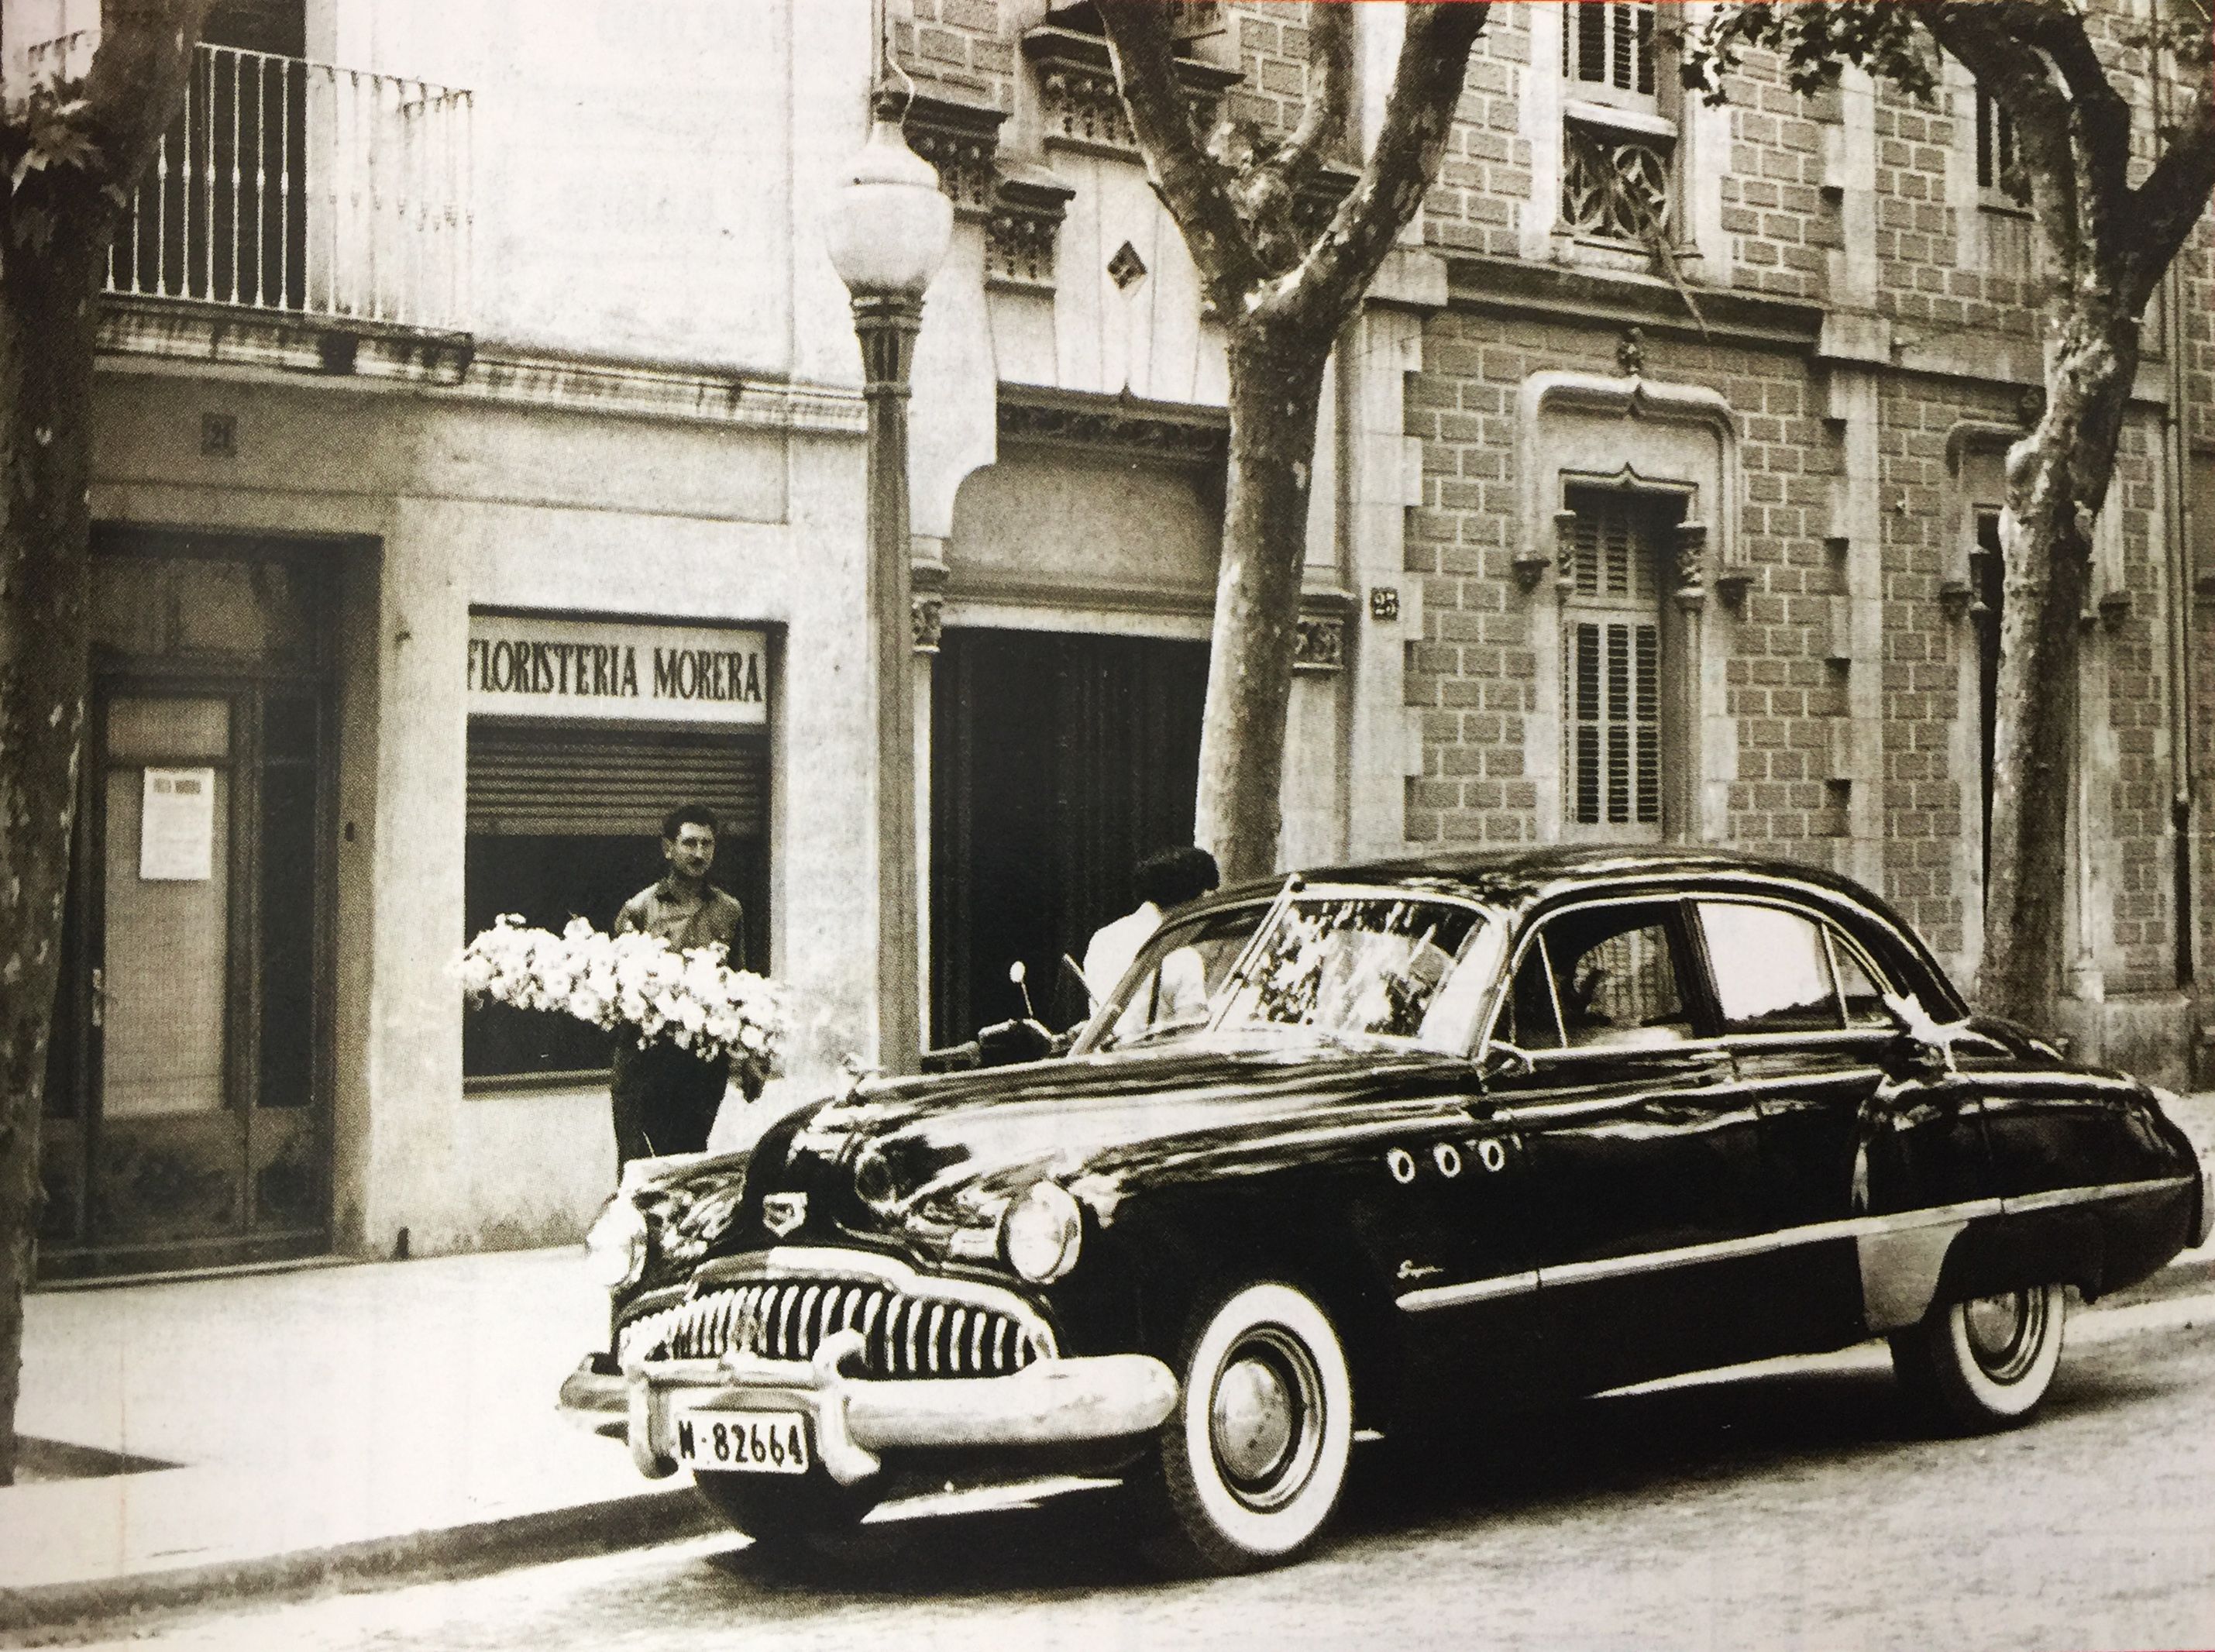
top-left (1890, 1282), bottom-right (2067, 1431)
top-left (1146, 1281), bottom-right (1354, 1574)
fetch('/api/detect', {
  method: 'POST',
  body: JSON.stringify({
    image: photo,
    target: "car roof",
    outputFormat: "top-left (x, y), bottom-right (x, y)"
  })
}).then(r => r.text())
top-left (1202, 844), bottom-right (1965, 1017)
top-left (1216, 845), bottom-right (1881, 910)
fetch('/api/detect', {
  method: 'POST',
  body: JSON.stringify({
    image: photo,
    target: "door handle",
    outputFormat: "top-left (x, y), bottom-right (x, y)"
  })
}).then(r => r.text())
top-left (91, 966), bottom-right (107, 1029)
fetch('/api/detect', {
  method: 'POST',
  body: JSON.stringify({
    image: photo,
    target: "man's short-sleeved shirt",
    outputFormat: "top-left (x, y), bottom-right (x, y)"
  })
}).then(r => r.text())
top-left (616, 878), bottom-right (745, 959)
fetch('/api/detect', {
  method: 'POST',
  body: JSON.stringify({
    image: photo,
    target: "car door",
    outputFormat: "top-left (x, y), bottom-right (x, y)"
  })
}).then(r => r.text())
top-left (1360, 1067), bottom-right (1550, 1404)
top-left (1481, 897), bottom-right (1771, 1393)
top-left (1697, 895), bottom-right (1997, 1343)
top-left (1692, 897), bottom-right (1903, 1354)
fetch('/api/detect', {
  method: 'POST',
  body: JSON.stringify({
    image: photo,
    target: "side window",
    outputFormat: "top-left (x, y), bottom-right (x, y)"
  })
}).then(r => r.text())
top-left (1511, 903), bottom-right (1693, 1051)
top-left (1697, 902), bottom-right (1842, 1034)
top-left (1694, 900), bottom-right (1899, 1034)
top-left (1828, 934), bottom-right (1895, 1027)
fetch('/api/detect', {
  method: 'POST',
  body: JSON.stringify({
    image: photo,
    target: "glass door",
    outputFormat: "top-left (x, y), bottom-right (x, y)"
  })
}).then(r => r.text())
top-left (39, 679), bottom-right (329, 1277)
top-left (93, 693), bottom-right (243, 1244)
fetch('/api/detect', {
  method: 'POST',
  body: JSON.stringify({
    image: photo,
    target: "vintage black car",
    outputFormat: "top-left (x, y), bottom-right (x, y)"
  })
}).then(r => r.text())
top-left (559, 847), bottom-right (2211, 1573)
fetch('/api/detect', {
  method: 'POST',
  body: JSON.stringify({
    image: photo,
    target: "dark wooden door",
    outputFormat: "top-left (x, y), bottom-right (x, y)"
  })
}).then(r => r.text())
top-left (930, 629), bottom-right (1207, 1045)
top-left (39, 542), bottom-right (332, 1279)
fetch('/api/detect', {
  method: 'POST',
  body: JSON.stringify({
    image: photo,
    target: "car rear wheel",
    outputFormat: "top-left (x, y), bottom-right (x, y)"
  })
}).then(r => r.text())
top-left (693, 1471), bottom-right (880, 1553)
top-left (1137, 1281), bottom-right (1353, 1575)
top-left (1890, 1282), bottom-right (2066, 1432)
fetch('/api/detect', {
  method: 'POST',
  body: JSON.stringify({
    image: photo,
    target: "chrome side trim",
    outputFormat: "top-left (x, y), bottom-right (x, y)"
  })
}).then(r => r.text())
top-left (1537, 1201), bottom-right (2009, 1292)
top-left (1397, 1270), bottom-right (1539, 1313)
top-left (1393, 1199), bottom-right (2004, 1314)
top-left (1394, 1177), bottom-right (2196, 1318)
top-left (2001, 1175), bottom-right (2194, 1216)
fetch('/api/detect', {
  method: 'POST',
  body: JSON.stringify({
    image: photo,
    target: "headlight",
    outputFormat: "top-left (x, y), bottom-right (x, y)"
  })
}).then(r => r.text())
top-left (583, 1196), bottom-right (648, 1291)
top-left (1001, 1181), bottom-right (1082, 1283)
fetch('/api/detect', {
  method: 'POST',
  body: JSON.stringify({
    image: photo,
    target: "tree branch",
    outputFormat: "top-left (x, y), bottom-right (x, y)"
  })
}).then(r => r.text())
top-left (1272, 0), bottom-right (1489, 333)
top-left (84, 0), bottom-right (217, 188)
top-left (2122, 82), bottom-right (2215, 311)
top-left (2014, 4), bottom-right (2136, 257)
top-left (1249, 2), bottom-right (1353, 205)
top-left (1096, 0), bottom-right (1264, 308)
top-left (1924, 4), bottom-right (2085, 280)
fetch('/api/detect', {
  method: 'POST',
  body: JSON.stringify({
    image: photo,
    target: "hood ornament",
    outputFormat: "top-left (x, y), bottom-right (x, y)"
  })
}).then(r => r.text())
top-left (762, 1192), bottom-right (807, 1237)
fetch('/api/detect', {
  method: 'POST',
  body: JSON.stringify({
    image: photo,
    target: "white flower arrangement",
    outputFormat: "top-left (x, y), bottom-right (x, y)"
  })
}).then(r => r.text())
top-left (457, 914), bottom-right (788, 1091)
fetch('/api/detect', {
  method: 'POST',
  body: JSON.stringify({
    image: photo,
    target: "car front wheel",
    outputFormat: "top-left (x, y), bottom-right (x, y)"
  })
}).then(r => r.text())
top-left (1139, 1280), bottom-right (1354, 1575)
top-left (1890, 1282), bottom-right (2067, 1431)
top-left (693, 1471), bottom-right (880, 1554)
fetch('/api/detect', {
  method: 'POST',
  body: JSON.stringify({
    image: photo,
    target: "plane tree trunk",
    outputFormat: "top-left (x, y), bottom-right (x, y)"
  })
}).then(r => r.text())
top-left (0, 0), bottom-right (215, 1486)
top-left (1097, 1), bottom-right (1491, 883)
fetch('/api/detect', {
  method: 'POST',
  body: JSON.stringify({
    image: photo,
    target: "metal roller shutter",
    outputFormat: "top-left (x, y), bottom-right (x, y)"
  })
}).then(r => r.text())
top-left (467, 723), bottom-right (768, 838)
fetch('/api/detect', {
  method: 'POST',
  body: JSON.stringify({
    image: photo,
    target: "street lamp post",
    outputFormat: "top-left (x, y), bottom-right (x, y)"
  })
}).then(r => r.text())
top-left (826, 89), bottom-right (951, 1077)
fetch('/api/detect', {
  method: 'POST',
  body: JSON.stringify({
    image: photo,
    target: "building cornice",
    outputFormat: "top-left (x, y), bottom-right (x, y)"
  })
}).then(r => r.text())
top-left (454, 353), bottom-right (866, 435)
top-left (97, 299), bottom-right (867, 437)
top-left (998, 384), bottom-right (1229, 468)
top-left (98, 296), bottom-right (475, 384)
top-left (1443, 253), bottom-right (1825, 350)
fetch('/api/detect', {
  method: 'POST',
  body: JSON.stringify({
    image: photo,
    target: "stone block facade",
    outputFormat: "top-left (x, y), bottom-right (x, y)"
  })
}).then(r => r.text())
top-left (872, 0), bottom-right (2213, 1082)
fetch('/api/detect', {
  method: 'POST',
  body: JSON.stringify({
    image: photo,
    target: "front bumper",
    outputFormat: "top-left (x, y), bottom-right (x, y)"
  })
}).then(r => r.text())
top-left (559, 1327), bottom-right (1178, 1486)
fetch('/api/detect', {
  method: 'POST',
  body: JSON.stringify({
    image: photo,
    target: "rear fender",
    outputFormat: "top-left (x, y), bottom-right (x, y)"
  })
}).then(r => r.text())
top-left (1935, 1211), bottom-right (2104, 1307)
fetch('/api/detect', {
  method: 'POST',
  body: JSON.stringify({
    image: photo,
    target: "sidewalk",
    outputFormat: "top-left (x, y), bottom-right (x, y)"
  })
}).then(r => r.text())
top-left (0, 1248), bottom-right (715, 1633)
top-left (3, 1093), bottom-right (2213, 1635)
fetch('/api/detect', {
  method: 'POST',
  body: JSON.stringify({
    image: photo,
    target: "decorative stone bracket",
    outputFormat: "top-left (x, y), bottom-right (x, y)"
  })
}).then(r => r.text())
top-left (905, 95), bottom-right (1009, 221)
top-left (1670, 521), bottom-right (1709, 612)
top-left (911, 553), bottom-right (949, 655)
top-left (900, 90), bottom-right (1083, 297)
top-left (989, 167), bottom-right (1076, 293)
top-left (1022, 25), bottom-right (1241, 159)
top-left (1295, 589), bottom-right (1357, 673)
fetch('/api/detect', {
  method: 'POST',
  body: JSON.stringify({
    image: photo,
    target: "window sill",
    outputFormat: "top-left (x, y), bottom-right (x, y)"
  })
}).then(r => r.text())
top-left (1563, 98), bottom-right (1677, 140)
top-left (465, 1069), bottom-right (610, 1097)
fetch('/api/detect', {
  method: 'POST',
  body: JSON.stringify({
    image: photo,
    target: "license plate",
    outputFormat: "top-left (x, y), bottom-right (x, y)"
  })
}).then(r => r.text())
top-left (671, 1407), bottom-right (811, 1475)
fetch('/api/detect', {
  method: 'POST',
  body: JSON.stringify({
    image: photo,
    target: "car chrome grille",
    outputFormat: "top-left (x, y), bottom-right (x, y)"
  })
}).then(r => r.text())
top-left (617, 1279), bottom-right (1054, 1378)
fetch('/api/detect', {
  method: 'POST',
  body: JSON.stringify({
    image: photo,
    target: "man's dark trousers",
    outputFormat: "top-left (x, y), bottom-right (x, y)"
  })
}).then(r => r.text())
top-left (611, 1037), bottom-right (728, 1165)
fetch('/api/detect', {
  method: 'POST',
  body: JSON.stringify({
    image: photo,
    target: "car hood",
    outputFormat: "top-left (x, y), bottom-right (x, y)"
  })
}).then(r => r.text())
top-left (724, 1039), bottom-right (1481, 1254)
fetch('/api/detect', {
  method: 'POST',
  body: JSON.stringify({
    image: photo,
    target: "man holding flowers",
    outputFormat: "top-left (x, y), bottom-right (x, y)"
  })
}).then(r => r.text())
top-left (609, 803), bottom-right (748, 1167)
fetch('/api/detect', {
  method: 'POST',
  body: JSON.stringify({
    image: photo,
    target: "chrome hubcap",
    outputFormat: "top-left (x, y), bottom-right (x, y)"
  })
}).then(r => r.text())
top-left (1213, 1357), bottom-right (1295, 1483)
top-left (1208, 1327), bottom-right (1325, 1511)
top-left (1963, 1289), bottom-right (2046, 1382)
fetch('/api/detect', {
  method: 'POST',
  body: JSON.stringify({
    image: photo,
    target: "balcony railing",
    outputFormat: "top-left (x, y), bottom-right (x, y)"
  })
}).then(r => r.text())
top-left (97, 42), bottom-right (473, 332)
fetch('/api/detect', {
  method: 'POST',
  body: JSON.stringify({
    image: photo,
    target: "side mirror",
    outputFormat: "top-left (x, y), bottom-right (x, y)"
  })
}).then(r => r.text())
top-left (1009, 959), bottom-right (1036, 1020)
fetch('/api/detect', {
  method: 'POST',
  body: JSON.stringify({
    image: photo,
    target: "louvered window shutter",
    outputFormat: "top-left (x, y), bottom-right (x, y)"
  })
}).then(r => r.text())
top-left (1562, 487), bottom-right (1669, 833)
top-left (1563, 2), bottom-right (1656, 96)
top-left (467, 724), bottom-right (768, 839)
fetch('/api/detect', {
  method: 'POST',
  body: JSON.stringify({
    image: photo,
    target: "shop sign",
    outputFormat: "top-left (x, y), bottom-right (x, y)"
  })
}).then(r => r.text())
top-left (466, 614), bottom-right (769, 725)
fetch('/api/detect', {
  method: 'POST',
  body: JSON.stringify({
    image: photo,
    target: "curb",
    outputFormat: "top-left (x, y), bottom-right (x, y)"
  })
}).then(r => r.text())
top-left (0, 1486), bottom-right (717, 1641)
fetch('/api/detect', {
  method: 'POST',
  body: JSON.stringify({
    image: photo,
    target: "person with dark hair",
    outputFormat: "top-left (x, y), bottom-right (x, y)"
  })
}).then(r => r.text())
top-left (608, 803), bottom-right (747, 1169)
top-left (1082, 845), bottom-right (1221, 1015)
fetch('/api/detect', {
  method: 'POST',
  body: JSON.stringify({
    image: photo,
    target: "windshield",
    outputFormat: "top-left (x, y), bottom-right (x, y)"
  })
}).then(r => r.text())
top-left (1071, 888), bottom-right (1498, 1057)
